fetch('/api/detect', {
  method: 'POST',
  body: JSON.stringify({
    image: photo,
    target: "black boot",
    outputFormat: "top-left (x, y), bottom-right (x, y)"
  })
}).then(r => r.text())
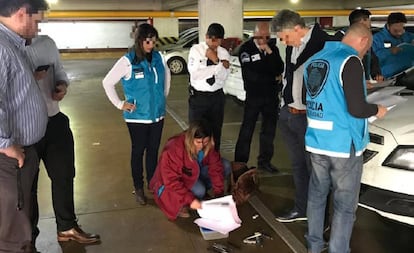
top-left (134, 188), bottom-right (147, 205)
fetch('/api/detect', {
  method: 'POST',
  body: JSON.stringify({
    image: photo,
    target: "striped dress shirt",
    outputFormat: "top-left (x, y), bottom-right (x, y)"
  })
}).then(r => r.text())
top-left (0, 23), bottom-right (48, 148)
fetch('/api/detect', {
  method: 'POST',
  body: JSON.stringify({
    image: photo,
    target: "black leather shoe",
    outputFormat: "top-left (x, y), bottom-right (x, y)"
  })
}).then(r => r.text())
top-left (57, 225), bottom-right (100, 244)
top-left (275, 210), bottom-right (307, 222)
top-left (134, 188), bottom-right (147, 205)
top-left (258, 163), bottom-right (279, 173)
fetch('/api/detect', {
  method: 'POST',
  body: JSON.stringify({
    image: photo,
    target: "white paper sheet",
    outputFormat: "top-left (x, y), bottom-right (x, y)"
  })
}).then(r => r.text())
top-left (366, 87), bottom-right (407, 108)
top-left (366, 86), bottom-right (408, 123)
top-left (194, 195), bottom-right (241, 234)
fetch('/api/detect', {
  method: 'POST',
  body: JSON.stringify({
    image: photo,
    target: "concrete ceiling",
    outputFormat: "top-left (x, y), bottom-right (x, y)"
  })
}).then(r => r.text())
top-left (49, 0), bottom-right (414, 11)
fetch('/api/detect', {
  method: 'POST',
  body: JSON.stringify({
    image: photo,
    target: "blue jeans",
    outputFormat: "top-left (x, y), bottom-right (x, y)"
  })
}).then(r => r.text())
top-left (191, 158), bottom-right (231, 199)
top-left (278, 105), bottom-right (310, 215)
top-left (307, 147), bottom-right (363, 253)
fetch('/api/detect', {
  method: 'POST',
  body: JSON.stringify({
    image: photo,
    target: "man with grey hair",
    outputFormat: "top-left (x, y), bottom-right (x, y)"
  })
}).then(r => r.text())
top-left (0, 0), bottom-right (48, 252)
top-left (271, 9), bottom-right (331, 223)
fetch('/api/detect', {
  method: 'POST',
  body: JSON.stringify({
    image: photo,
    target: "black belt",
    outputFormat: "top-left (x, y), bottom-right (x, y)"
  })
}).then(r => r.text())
top-left (189, 86), bottom-right (223, 96)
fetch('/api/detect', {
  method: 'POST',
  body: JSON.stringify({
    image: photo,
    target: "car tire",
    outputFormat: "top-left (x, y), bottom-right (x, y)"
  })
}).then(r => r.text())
top-left (167, 56), bottom-right (186, 75)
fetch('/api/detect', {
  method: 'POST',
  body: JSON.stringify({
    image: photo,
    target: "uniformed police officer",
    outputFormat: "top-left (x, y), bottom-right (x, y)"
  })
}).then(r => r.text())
top-left (234, 22), bottom-right (284, 173)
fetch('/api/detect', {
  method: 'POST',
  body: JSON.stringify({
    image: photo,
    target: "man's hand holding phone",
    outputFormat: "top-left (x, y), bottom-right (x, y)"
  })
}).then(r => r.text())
top-left (34, 65), bottom-right (50, 80)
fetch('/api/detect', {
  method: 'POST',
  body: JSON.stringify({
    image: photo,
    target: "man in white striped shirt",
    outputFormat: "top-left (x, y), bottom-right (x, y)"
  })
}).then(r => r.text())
top-left (0, 0), bottom-right (48, 252)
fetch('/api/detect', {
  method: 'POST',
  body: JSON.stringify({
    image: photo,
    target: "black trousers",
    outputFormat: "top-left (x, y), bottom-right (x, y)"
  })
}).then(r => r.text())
top-left (0, 146), bottom-right (38, 253)
top-left (126, 119), bottom-right (164, 190)
top-left (188, 90), bottom-right (225, 151)
top-left (32, 112), bottom-right (76, 237)
top-left (234, 95), bottom-right (279, 165)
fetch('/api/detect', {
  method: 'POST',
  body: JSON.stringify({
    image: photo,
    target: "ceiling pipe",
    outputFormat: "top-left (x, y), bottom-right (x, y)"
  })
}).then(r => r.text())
top-left (45, 9), bottom-right (414, 19)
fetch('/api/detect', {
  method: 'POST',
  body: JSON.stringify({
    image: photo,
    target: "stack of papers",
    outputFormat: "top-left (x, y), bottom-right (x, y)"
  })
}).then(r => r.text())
top-left (194, 195), bottom-right (241, 234)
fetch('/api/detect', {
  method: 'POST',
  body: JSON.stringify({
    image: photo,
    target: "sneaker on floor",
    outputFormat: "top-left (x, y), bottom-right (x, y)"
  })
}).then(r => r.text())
top-left (178, 206), bottom-right (190, 218)
top-left (258, 163), bottom-right (279, 173)
top-left (275, 209), bottom-right (307, 223)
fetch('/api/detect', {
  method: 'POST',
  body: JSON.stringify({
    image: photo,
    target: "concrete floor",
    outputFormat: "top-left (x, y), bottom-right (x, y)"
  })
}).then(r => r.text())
top-left (34, 57), bottom-right (414, 253)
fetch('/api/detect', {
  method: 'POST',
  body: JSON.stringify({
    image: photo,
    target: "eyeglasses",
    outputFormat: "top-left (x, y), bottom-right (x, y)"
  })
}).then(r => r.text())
top-left (253, 36), bottom-right (270, 40)
top-left (144, 38), bottom-right (157, 44)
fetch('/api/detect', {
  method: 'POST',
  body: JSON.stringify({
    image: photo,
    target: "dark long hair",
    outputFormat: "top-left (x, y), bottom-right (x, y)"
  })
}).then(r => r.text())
top-left (130, 23), bottom-right (159, 64)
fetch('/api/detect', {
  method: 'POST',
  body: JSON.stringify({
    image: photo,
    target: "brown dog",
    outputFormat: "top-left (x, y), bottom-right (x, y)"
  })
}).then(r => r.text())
top-left (230, 162), bottom-right (259, 205)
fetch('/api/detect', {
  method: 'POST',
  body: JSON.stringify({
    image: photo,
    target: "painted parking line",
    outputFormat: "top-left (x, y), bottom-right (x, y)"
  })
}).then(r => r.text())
top-left (166, 104), bottom-right (188, 130)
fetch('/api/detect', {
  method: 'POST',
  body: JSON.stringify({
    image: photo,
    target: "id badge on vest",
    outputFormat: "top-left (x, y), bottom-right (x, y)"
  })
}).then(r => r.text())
top-left (133, 68), bottom-right (144, 79)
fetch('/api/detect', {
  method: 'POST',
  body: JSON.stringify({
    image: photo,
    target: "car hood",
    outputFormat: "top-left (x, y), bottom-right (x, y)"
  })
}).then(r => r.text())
top-left (370, 93), bottom-right (414, 145)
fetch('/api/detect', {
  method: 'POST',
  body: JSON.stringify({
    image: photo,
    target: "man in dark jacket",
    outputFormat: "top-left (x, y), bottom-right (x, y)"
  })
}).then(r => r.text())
top-left (271, 9), bottom-right (331, 223)
top-left (234, 22), bottom-right (284, 173)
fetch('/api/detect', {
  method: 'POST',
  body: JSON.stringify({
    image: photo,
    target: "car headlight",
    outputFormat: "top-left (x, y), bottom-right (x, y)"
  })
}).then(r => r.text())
top-left (383, 145), bottom-right (414, 170)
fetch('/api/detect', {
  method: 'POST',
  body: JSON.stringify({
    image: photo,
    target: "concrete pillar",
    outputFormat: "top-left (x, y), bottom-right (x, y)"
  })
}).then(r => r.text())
top-left (198, 0), bottom-right (243, 42)
top-left (153, 17), bottom-right (179, 37)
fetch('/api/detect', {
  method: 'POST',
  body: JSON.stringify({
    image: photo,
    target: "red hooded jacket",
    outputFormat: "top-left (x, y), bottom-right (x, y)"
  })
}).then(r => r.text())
top-left (149, 133), bottom-right (224, 220)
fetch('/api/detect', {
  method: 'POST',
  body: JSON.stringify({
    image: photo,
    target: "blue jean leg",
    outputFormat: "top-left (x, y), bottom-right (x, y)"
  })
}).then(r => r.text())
top-left (278, 105), bottom-right (310, 215)
top-left (307, 150), bottom-right (363, 253)
top-left (191, 158), bottom-right (231, 199)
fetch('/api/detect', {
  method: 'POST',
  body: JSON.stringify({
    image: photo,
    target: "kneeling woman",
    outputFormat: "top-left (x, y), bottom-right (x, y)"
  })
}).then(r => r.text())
top-left (150, 120), bottom-right (230, 220)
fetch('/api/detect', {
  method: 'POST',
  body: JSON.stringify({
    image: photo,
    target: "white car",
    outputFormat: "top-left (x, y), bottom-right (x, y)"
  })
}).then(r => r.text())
top-left (359, 81), bottom-right (414, 226)
top-left (161, 29), bottom-right (252, 75)
top-left (160, 30), bottom-right (199, 75)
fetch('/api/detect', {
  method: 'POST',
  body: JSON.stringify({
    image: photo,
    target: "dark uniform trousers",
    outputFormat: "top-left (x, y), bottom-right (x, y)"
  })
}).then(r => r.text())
top-left (234, 95), bottom-right (279, 165)
top-left (32, 112), bottom-right (76, 239)
top-left (0, 146), bottom-right (38, 253)
top-left (126, 119), bottom-right (164, 190)
top-left (188, 88), bottom-right (225, 151)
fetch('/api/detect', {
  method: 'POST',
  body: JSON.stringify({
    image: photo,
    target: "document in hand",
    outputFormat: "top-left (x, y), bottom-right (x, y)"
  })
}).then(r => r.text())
top-left (194, 195), bottom-right (242, 234)
top-left (366, 86), bottom-right (408, 123)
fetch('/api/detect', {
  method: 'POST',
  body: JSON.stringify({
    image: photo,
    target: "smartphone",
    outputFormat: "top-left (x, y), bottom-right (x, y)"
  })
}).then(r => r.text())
top-left (36, 65), bottom-right (50, 72)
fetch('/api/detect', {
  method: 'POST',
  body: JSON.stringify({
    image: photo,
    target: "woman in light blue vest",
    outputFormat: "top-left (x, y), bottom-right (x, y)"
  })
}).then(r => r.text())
top-left (103, 23), bottom-right (171, 205)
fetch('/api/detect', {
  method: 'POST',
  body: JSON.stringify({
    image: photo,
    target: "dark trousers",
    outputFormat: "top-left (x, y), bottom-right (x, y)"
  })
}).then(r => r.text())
top-left (126, 120), bottom-right (164, 190)
top-left (0, 146), bottom-right (38, 253)
top-left (188, 90), bottom-right (225, 151)
top-left (32, 112), bottom-right (76, 237)
top-left (234, 95), bottom-right (278, 165)
top-left (278, 105), bottom-right (310, 215)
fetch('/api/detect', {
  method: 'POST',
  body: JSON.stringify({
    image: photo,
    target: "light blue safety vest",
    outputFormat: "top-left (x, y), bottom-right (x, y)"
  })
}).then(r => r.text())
top-left (303, 42), bottom-right (369, 158)
top-left (122, 50), bottom-right (166, 123)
